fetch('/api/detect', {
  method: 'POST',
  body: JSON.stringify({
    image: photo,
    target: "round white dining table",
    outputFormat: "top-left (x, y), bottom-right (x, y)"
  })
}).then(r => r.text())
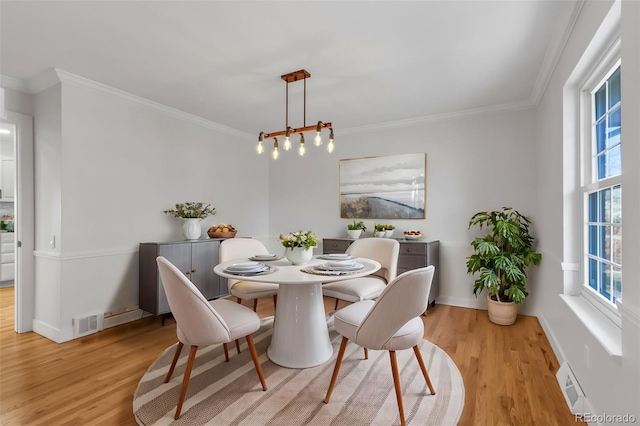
top-left (214, 256), bottom-right (381, 369)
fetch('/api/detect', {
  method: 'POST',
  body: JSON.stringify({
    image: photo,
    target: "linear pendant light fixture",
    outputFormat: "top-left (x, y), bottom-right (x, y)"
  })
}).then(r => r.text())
top-left (257, 69), bottom-right (334, 159)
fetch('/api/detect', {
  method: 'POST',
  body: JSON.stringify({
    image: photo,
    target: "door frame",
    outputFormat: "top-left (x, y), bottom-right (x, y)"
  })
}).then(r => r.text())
top-left (2, 111), bottom-right (35, 333)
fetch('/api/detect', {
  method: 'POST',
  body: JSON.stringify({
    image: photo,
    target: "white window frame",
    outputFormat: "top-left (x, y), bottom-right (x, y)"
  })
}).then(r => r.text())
top-left (579, 48), bottom-right (622, 327)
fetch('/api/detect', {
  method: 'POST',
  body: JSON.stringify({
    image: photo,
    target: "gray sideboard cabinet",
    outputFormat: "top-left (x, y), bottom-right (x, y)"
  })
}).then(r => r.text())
top-left (139, 238), bottom-right (228, 317)
top-left (322, 238), bottom-right (440, 306)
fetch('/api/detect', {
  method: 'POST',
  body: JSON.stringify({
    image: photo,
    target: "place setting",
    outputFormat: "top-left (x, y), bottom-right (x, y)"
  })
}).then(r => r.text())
top-left (302, 257), bottom-right (376, 276)
top-left (316, 253), bottom-right (356, 261)
top-left (223, 261), bottom-right (277, 276)
top-left (248, 253), bottom-right (283, 261)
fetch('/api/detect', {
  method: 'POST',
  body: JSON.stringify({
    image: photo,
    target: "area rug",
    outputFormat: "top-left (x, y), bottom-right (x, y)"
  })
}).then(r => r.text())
top-left (133, 317), bottom-right (464, 425)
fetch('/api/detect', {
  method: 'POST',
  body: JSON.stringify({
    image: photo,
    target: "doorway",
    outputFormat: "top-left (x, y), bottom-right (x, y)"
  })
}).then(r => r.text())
top-left (0, 111), bottom-right (35, 333)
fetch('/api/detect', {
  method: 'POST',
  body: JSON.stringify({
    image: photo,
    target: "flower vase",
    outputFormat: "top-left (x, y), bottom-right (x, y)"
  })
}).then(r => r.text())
top-left (285, 247), bottom-right (314, 265)
top-left (182, 218), bottom-right (202, 240)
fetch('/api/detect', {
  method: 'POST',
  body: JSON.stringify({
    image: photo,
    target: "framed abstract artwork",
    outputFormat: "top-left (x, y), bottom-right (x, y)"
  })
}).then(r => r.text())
top-left (339, 153), bottom-right (426, 219)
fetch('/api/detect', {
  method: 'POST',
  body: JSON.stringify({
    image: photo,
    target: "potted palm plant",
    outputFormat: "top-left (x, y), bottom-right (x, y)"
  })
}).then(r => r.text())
top-left (465, 207), bottom-right (542, 325)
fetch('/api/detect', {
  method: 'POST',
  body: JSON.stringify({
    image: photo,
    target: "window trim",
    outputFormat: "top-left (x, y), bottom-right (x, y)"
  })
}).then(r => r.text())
top-left (579, 48), bottom-right (622, 326)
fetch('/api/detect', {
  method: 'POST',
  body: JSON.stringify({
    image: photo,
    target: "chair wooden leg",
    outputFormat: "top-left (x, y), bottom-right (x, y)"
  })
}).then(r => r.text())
top-left (246, 335), bottom-right (267, 391)
top-left (413, 345), bottom-right (436, 394)
top-left (237, 297), bottom-right (243, 305)
top-left (174, 345), bottom-right (198, 420)
top-left (273, 294), bottom-right (277, 308)
top-left (389, 351), bottom-right (406, 426)
top-left (253, 299), bottom-right (258, 312)
top-left (334, 298), bottom-right (339, 310)
top-left (164, 342), bottom-right (184, 383)
top-left (235, 339), bottom-right (241, 354)
top-left (363, 348), bottom-right (368, 359)
top-left (324, 336), bottom-right (348, 403)
top-left (223, 343), bottom-right (229, 362)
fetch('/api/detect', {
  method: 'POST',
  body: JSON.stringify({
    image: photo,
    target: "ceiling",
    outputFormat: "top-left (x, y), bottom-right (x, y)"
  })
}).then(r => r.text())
top-left (0, 1), bottom-right (580, 137)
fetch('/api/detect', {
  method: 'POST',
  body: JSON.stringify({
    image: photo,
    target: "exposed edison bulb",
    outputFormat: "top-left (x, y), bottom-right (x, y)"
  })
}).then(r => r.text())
top-left (272, 139), bottom-right (279, 160)
top-left (284, 136), bottom-right (291, 151)
top-left (327, 130), bottom-right (335, 153)
top-left (298, 134), bottom-right (306, 156)
top-left (327, 139), bottom-right (334, 153)
top-left (256, 141), bottom-right (264, 154)
top-left (314, 131), bottom-right (322, 146)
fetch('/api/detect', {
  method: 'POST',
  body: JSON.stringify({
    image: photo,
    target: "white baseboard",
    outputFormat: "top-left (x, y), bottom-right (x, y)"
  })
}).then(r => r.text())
top-left (103, 309), bottom-right (145, 329)
top-left (436, 295), bottom-right (487, 310)
top-left (32, 319), bottom-right (73, 343)
top-left (537, 313), bottom-right (567, 366)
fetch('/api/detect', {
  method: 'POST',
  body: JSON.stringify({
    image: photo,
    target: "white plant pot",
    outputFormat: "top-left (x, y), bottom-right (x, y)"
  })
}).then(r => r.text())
top-left (181, 218), bottom-right (202, 240)
top-left (284, 246), bottom-right (314, 265)
top-left (346, 229), bottom-right (362, 239)
top-left (384, 229), bottom-right (394, 238)
top-left (374, 231), bottom-right (385, 238)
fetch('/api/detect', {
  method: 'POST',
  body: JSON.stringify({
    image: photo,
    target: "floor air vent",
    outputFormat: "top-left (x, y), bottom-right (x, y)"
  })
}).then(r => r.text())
top-left (73, 313), bottom-right (104, 338)
top-left (556, 362), bottom-right (586, 416)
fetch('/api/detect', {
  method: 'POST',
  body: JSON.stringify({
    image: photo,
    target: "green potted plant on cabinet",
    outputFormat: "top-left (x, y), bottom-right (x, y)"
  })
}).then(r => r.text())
top-left (465, 207), bottom-right (542, 325)
top-left (347, 220), bottom-right (367, 238)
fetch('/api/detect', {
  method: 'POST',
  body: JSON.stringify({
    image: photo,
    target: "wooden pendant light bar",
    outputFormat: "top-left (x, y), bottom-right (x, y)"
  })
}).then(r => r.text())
top-left (281, 69), bottom-right (311, 83)
top-left (263, 122), bottom-right (332, 139)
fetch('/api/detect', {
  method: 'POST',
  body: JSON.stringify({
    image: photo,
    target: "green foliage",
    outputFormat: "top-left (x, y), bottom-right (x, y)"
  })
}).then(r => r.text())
top-left (279, 230), bottom-right (319, 250)
top-left (466, 207), bottom-right (542, 304)
top-left (374, 223), bottom-right (386, 232)
top-left (164, 202), bottom-right (216, 219)
top-left (347, 220), bottom-right (367, 232)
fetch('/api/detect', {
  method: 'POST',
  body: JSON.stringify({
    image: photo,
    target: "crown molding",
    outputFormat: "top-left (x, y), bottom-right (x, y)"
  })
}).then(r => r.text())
top-left (340, 98), bottom-right (536, 135)
top-left (0, 74), bottom-right (29, 92)
top-left (16, 68), bottom-right (253, 140)
top-left (530, 0), bottom-right (586, 105)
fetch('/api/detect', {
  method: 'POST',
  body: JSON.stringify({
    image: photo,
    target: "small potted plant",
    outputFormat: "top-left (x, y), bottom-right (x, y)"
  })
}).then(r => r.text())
top-left (164, 202), bottom-right (216, 240)
top-left (347, 220), bottom-right (367, 238)
top-left (384, 224), bottom-right (395, 238)
top-left (373, 224), bottom-right (386, 238)
top-left (466, 207), bottom-right (542, 325)
top-left (279, 230), bottom-right (319, 265)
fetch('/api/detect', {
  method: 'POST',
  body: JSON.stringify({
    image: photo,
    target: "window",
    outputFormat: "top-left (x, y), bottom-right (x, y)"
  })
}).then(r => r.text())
top-left (583, 63), bottom-right (622, 311)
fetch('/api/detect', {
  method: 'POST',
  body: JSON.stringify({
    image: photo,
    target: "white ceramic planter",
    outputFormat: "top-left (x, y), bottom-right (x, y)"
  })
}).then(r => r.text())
top-left (384, 229), bottom-right (394, 238)
top-left (284, 246), bottom-right (314, 265)
top-left (374, 231), bottom-right (385, 238)
top-left (181, 218), bottom-right (202, 240)
top-left (346, 229), bottom-right (362, 238)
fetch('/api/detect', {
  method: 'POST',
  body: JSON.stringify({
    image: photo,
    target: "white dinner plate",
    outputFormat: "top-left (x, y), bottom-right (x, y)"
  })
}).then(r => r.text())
top-left (317, 262), bottom-right (364, 271)
top-left (227, 261), bottom-right (261, 270)
top-left (252, 254), bottom-right (278, 259)
top-left (318, 254), bottom-right (355, 261)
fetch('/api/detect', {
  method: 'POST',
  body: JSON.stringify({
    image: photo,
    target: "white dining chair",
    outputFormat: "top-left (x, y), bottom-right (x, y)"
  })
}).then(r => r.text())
top-left (156, 256), bottom-right (267, 420)
top-left (324, 266), bottom-right (436, 426)
top-left (219, 238), bottom-right (279, 312)
top-left (322, 238), bottom-right (400, 310)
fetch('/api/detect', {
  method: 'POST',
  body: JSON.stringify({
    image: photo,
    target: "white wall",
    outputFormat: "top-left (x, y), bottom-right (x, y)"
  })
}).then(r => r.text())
top-left (268, 109), bottom-right (539, 312)
top-left (30, 72), bottom-right (270, 341)
top-left (535, 0), bottom-right (639, 420)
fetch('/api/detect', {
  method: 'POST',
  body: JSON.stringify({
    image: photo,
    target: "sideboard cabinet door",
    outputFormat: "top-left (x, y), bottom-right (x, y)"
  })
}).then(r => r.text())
top-left (139, 239), bottom-right (225, 316)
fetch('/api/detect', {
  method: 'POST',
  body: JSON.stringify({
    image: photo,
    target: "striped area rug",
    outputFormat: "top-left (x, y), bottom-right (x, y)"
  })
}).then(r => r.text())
top-left (133, 317), bottom-right (464, 425)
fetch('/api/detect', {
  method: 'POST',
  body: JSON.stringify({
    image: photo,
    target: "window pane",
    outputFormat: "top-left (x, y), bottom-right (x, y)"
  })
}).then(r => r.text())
top-left (596, 119), bottom-right (607, 153)
top-left (599, 188), bottom-right (611, 222)
top-left (613, 266), bottom-right (621, 302)
top-left (607, 144), bottom-right (622, 177)
top-left (599, 262), bottom-right (611, 300)
top-left (609, 67), bottom-right (621, 107)
top-left (588, 192), bottom-right (598, 222)
top-left (613, 225), bottom-right (622, 265)
top-left (589, 225), bottom-right (598, 255)
top-left (599, 226), bottom-right (611, 260)
top-left (595, 86), bottom-right (606, 119)
top-left (597, 153), bottom-right (606, 180)
top-left (612, 185), bottom-right (621, 224)
top-left (607, 107), bottom-right (621, 147)
top-left (589, 258), bottom-right (598, 290)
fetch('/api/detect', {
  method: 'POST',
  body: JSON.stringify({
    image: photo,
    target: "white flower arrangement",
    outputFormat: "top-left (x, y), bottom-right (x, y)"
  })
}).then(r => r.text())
top-left (279, 230), bottom-right (319, 250)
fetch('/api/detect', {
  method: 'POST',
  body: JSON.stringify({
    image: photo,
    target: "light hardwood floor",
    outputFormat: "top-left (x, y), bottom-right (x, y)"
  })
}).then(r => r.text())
top-left (0, 287), bottom-right (581, 425)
